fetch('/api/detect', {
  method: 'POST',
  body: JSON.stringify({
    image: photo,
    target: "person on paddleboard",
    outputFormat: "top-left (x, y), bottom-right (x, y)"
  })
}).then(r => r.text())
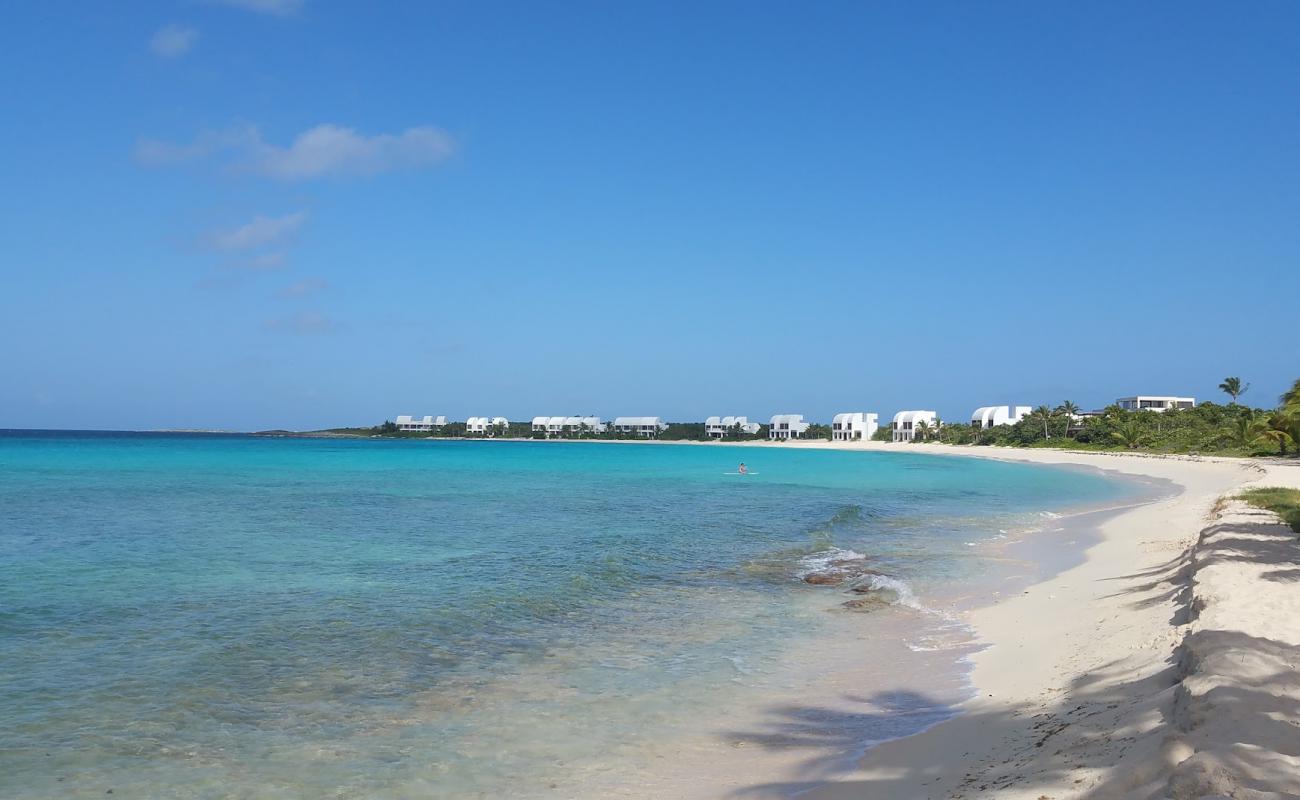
top-left (738, 463), bottom-right (747, 475)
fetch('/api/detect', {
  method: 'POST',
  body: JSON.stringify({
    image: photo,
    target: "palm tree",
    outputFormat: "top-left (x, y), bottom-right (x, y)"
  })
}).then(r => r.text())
top-left (1219, 377), bottom-right (1249, 405)
top-left (1254, 417), bottom-right (1295, 456)
top-left (1280, 379), bottom-right (1300, 418)
top-left (1056, 401), bottom-right (1080, 438)
top-left (1230, 411), bottom-right (1261, 449)
top-left (914, 420), bottom-right (932, 443)
top-left (1110, 417), bottom-right (1150, 449)
top-left (1274, 379), bottom-right (1300, 455)
top-left (1032, 405), bottom-right (1055, 439)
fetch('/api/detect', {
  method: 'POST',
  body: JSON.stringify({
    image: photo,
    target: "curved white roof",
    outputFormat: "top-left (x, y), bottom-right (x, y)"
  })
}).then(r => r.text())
top-left (769, 414), bottom-right (805, 425)
top-left (613, 416), bottom-right (663, 426)
top-left (970, 406), bottom-right (1031, 425)
top-left (707, 415), bottom-right (751, 426)
top-left (892, 410), bottom-right (937, 425)
top-left (491, 417), bottom-right (509, 426)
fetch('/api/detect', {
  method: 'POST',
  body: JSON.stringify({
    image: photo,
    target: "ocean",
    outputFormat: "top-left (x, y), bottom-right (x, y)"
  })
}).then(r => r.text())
top-left (0, 432), bottom-right (1139, 798)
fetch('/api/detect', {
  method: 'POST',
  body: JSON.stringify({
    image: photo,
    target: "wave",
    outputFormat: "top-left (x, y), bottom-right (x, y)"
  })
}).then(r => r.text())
top-left (847, 573), bottom-right (924, 611)
top-left (794, 546), bottom-right (867, 579)
top-left (793, 546), bottom-right (926, 613)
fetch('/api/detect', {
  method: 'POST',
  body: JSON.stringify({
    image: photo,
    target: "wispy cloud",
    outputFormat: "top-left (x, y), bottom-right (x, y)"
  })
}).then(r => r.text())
top-left (205, 211), bottom-right (308, 251)
top-left (136, 124), bottom-right (259, 166)
top-left (211, 0), bottom-right (304, 16)
top-left (250, 124), bottom-right (455, 179)
top-left (277, 277), bottom-right (328, 298)
top-left (242, 252), bottom-right (288, 271)
top-left (136, 123), bottom-right (454, 180)
top-left (150, 24), bottom-right (198, 58)
top-left (264, 311), bottom-right (340, 335)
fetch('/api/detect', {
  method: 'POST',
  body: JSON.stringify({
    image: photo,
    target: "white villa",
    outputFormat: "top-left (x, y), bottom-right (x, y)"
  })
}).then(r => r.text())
top-left (395, 414), bottom-right (447, 432)
top-left (611, 416), bottom-right (668, 437)
top-left (892, 410), bottom-right (937, 442)
top-left (1117, 396), bottom-right (1195, 412)
top-left (831, 412), bottom-right (878, 441)
top-left (466, 416), bottom-right (510, 435)
top-left (970, 405), bottom-right (1032, 428)
top-left (704, 415), bottom-right (762, 438)
top-left (769, 414), bottom-right (810, 440)
top-left (565, 416), bottom-right (606, 434)
top-left (531, 416), bottom-right (605, 437)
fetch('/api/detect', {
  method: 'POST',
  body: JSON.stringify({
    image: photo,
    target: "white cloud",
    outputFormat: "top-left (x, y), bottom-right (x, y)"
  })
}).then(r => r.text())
top-left (135, 123), bottom-right (454, 180)
top-left (264, 311), bottom-right (339, 334)
top-left (211, 0), bottom-right (304, 16)
top-left (277, 277), bottom-right (328, 298)
top-left (150, 24), bottom-right (198, 58)
top-left (249, 124), bottom-right (455, 180)
top-left (206, 211), bottom-right (308, 251)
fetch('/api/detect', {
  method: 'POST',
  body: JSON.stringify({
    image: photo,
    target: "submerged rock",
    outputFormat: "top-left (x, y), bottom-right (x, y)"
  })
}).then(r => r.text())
top-left (799, 552), bottom-right (880, 586)
top-left (841, 595), bottom-right (893, 611)
top-left (803, 571), bottom-right (853, 585)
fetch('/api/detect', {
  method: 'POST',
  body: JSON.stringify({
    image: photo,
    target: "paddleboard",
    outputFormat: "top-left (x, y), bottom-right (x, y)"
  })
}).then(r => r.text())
top-left (722, 472), bottom-right (759, 475)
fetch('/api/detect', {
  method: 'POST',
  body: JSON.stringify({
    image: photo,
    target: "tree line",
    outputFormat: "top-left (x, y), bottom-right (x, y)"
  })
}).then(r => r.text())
top-left (890, 377), bottom-right (1300, 456)
top-left (331, 375), bottom-right (1299, 457)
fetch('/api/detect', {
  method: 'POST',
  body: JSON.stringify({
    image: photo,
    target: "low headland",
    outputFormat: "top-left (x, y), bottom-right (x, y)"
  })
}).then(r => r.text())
top-left (266, 376), bottom-right (1300, 461)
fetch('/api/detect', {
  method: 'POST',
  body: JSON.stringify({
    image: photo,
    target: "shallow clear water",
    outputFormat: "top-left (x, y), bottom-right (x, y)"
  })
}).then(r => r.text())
top-left (0, 432), bottom-right (1135, 798)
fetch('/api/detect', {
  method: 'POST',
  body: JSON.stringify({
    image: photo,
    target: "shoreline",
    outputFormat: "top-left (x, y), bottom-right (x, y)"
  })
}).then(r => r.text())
top-left (743, 441), bottom-right (1300, 798)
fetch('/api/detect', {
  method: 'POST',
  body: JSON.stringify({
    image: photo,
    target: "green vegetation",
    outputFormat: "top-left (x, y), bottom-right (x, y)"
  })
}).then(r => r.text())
top-left (919, 376), bottom-right (1300, 458)
top-left (806, 423), bottom-right (833, 440)
top-left (1240, 487), bottom-right (1300, 533)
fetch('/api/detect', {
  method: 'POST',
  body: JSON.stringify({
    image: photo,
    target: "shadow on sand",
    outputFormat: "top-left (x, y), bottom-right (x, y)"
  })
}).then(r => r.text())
top-left (724, 508), bottom-right (1300, 799)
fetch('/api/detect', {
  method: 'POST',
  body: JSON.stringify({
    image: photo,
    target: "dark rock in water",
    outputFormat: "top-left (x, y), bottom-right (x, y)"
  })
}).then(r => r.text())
top-left (803, 571), bottom-right (850, 585)
top-left (841, 596), bottom-right (892, 611)
top-left (803, 563), bottom-right (885, 587)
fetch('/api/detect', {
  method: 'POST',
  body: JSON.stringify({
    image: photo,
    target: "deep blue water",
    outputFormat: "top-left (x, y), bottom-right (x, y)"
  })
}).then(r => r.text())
top-left (0, 432), bottom-right (1133, 797)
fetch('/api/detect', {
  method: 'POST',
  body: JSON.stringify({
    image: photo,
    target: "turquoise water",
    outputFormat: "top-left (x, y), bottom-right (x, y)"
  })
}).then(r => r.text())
top-left (0, 432), bottom-right (1134, 798)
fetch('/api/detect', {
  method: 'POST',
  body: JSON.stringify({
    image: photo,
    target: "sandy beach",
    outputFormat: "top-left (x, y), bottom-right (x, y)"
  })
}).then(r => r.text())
top-left (719, 440), bottom-right (1300, 799)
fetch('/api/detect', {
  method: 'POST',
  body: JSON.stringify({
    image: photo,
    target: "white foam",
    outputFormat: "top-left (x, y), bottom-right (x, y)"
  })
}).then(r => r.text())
top-left (856, 574), bottom-right (924, 611)
top-left (794, 547), bottom-right (866, 579)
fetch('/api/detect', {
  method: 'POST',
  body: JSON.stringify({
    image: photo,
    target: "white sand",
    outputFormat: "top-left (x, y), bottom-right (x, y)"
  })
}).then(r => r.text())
top-left (723, 440), bottom-right (1300, 799)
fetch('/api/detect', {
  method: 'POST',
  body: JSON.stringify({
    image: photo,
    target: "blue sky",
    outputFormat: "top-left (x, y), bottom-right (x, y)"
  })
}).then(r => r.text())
top-left (2, 1), bottom-right (1297, 430)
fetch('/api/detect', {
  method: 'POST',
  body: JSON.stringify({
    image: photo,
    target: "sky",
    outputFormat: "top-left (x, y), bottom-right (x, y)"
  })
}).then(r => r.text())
top-left (2, 1), bottom-right (1298, 431)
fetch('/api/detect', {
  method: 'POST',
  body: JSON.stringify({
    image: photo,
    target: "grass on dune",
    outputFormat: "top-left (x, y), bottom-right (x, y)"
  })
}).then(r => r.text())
top-left (1240, 487), bottom-right (1300, 533)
